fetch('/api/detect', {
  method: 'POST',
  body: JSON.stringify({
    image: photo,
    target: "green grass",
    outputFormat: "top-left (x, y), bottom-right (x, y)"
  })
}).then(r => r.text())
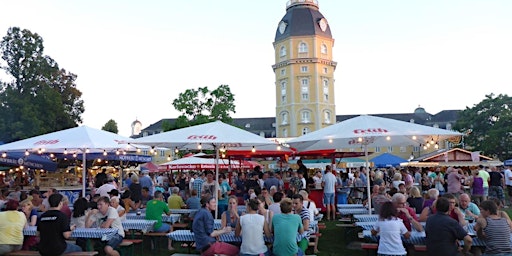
top-left (132, 220), bottom-right (366, 255)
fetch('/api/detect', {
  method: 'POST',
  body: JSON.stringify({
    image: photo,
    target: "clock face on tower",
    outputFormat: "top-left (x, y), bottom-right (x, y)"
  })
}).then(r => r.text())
top-left (319, 18), bottom-right (328, 32)
top-left (279, 21), bottom-right (287, 34)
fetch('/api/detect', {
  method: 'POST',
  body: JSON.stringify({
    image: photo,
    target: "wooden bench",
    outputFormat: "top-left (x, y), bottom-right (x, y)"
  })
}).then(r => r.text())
top-left (360, 243), bottom-right (378, 256)
top-left (121, 239), bottom-right (143, 256)
top-left (172, 223), bottom-right (189, 230)
top-left (414, 245), bottom-right (427, 252)
top-left (5, 251), bottom-right (98, 256)
top-left (144, 232), bottom-right (170, 251)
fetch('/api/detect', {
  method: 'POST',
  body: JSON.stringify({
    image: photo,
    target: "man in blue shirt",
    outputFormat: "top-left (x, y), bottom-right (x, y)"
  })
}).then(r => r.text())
top-left (192, 196), bottom-right (239, 256)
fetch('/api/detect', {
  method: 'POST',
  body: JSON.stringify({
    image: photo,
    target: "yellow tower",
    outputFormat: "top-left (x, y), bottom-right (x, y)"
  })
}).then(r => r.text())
top-left (273, 0), bottom-right (337, 138)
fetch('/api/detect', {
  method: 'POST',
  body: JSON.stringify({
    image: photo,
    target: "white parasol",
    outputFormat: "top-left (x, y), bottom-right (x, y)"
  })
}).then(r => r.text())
top-left (287, 115), bottom-right (463, 213)
top-left (0, 125), bottom-right (136, 197)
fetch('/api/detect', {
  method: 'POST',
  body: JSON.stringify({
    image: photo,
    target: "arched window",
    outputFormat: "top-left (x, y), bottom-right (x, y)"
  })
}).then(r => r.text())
top-left (301, 111), bottom-right (310, 123)
top-left (321, 43), bottom-right (327, 54)
top-left (282, 128), bottom-right (288, 137)
top-left (298, 42), bottom-right (308, 53)
top-left (280, 46), bottom-right (286, 57)
top-left (324, 111), bottom-right (331, 124)
top-left (281, 112), bottom-right (288, 125)
top-left (302, 127), bottom-right (310, 135)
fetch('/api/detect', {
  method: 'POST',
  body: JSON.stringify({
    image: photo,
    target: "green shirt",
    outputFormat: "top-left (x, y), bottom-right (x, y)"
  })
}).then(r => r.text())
top-left (272, 213), bottom-right (303, 256)
top-left (145, 199), bottom-right (169, 229)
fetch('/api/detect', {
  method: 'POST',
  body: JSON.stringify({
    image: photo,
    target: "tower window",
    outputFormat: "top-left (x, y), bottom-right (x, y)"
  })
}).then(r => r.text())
top-left (302, 127), bottom-right (310, 135)
top-left (301, 111), bottom-right (310, 123)
top-left (298, 42), bottom-right (308, 53)
top-left (321, 43), bottom-right (327, 54)
top-left (281, 81), bottom-right (287, 104)
top-left (324, 111), bottom-right (331, 124)
top-left (280, 69), bottom-right (285, 76)
top-left (280, 46), bottom-right (286, 57)
top-left (387, 146), bottom-right (393, 152)
top-left (323, 80), bottom-right (329, 101)
top-left (323, 67), bottom-right (328, 74)
top-left (282, 128), bottom-right (288, 137)
top-left (281, 112), bottom-right (288, 125)
top-left (301, 79), bottom-right (309, 100)
top-left (301, 66), bottom-right (308, 73)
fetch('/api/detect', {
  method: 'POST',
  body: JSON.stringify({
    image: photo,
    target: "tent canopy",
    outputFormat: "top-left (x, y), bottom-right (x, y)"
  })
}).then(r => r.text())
top-left (370, 153), bottom-right (407, 168)
top-left (0, 152), bottom-right (57, 171)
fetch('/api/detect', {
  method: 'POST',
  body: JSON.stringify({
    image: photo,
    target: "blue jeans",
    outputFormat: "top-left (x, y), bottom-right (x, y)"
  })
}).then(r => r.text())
top-left (63, 242), bottom-right (82, 254)
top-left (154, 223), bottom-right (170, 232)
top-left (106, 234), bottom-right (124, 249)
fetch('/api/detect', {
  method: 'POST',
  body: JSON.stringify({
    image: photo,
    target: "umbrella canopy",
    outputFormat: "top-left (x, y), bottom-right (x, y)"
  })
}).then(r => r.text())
top-left (0, 126), bottom-right (134, 153)
top-left (287, 115), bottom-right (463, 213)
top-left (134, 121), bottom-right (281, 218)
top-left (0, 125), bottom-right (135, 196)
top-left (133, 120), bottom-right (282, 151)
top-left (287, 115), bottom-right (463, 151)
top-left (0, 152), bottom-right (57, 171)
top-left (370, 153), bottom-right (407, 168)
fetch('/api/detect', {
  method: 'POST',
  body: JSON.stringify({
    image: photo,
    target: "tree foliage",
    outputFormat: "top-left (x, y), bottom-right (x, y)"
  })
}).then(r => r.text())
top-left (453, 93), bottom-right (512, 160)
top-left (169, 85), bottom-right (235, 130)
top-left (0, 27), bottom-right (84, 143)
top-left (102, 119), bottom-right (118, 134)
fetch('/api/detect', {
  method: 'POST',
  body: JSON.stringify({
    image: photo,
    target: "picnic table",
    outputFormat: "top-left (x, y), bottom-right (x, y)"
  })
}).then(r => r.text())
top-left (23, 226), bottom-right (118, 240)
top-left (362, 223), bottom-right (511, 247)
top-left (125, 212), bottom-right (181, 223)
top-left (168, 229), bottom-right (310, 243)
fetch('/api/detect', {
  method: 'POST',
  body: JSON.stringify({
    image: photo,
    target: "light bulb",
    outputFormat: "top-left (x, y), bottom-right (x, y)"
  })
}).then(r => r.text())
top-left (198, 143), bottom-right (202, 150)
top-left (251, 146), bottom-right (256, 153)
top-left (103, 150), bottom-right (107, 156)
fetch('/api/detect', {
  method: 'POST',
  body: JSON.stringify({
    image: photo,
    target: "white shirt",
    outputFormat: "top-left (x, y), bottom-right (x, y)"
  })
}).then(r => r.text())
top-left (96, 183), bottom-right (116, 198)
top-left (239, 213), bottom-right (268, 255)
top-left (373, 218), bottom-right (408, 255)
top-left (504, 168), bottom-right (512, 186)
top-left (322, 172), bottom-right (337, 193)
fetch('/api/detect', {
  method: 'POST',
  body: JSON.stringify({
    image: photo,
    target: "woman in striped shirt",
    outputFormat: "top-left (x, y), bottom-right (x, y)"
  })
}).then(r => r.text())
top-left (474, 200), bottom-right (512, 255)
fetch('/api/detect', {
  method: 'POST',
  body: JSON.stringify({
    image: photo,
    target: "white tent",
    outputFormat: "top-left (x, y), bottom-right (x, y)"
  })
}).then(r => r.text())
top-left (0, 126), bottom-right (135, 196)
top-left (287, 115), bottom-right (463, 212)
top-left (133, 120), bottom-right (284, 217)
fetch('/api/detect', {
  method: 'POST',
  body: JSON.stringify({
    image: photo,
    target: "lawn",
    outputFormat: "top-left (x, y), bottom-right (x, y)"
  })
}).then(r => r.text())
top-left (132, 220), bottom-right (366, 256)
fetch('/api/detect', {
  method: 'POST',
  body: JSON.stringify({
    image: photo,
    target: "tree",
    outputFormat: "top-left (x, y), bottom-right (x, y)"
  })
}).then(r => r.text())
top-left (0, 27), bottom-right (84, 143)
top-left (453, 93), bottom-right (512, 160)
top-left (102, 119), bottom-right (118, 134)
top-left (169, 85), bottom-right (235, 130)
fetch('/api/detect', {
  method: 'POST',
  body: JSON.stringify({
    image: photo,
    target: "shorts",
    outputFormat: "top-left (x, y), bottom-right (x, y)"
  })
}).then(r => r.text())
top-left (483, 187), bottom-right (489, 197)
top-left (106, 234), bottom-right (123, 249)
top-left (489, 186), bottom-right (505, 200)
top-left (323, 193), bottom-right (335, 205)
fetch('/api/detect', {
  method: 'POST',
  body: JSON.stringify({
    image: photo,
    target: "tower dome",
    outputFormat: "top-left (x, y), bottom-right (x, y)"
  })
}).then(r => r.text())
top-left (274, 0), bottom-right (332, 42)
top-left (131, 119), bottom-right (142, 136)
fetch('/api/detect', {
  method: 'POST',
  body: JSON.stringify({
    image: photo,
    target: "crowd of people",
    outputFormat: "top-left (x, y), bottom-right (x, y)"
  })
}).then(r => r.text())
top-left (365, 164), bottom-right (512, 256)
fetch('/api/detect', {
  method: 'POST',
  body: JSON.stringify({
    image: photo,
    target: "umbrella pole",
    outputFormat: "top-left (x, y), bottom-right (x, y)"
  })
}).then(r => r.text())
top-left (215, 147), bottom-right (219, 219)
top-left (365, 144), bottom-right (372, 214)
top-left (82, 150), bottom-right (87, 198)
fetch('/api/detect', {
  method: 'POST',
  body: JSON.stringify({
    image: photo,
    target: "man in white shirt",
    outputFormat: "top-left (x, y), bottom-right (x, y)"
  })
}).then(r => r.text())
top-left (95, 178), bottom-right (117, 198)
top-left (504, 165), bottom-right (512, 206)
top-left (322, 165), bottom-right (337, 221)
